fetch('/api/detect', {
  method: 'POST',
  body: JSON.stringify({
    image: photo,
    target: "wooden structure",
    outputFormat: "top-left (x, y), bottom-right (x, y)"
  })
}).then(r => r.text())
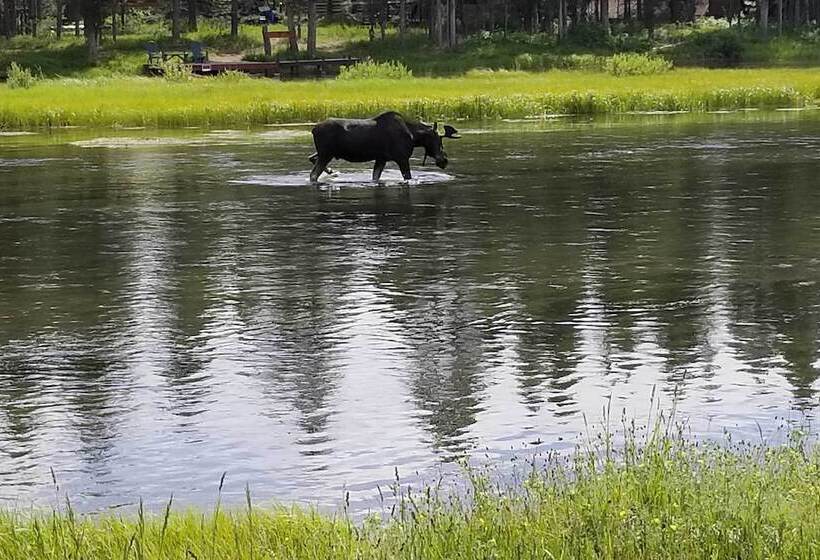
top-left (143, 57), bottom-right (361, 79)
top-left (262, 25), bottom-right (299, 56)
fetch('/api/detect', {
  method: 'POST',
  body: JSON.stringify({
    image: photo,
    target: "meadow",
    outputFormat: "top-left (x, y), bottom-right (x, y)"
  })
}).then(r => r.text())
top-left (1, 67), bottom-right (820, 128)
top-left (0, 420), bottom-right (818, 560)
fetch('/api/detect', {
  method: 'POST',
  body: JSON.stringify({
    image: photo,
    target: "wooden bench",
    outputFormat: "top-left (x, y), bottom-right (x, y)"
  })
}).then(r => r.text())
top-left (262, 26), bottom-right (299, 56)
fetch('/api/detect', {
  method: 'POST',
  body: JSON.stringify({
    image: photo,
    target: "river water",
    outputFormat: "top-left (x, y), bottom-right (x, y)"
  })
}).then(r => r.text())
top-left (1, 114), bottom-right (819, 513)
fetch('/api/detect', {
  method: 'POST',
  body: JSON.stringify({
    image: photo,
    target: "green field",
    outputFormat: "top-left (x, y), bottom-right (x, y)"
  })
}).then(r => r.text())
top-left (2, 67), bottom-right (820, 128)
top-left (1, 424), bottom-right (818, 560)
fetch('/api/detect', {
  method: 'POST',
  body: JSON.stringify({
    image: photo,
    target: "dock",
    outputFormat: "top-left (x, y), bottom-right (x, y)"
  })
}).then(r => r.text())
top-left (143, 57), bottom-right (361, 79)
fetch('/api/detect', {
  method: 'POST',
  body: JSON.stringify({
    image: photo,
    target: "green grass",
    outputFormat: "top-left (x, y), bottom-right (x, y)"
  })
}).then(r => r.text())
top-left (1, 67), bottom-right (819, 128)
top-left (1, 419), bottom-right (819, 559)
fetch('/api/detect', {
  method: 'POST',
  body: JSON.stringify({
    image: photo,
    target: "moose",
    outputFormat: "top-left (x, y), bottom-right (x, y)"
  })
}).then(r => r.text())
top-left (308, 111), bottom-right (460, 183)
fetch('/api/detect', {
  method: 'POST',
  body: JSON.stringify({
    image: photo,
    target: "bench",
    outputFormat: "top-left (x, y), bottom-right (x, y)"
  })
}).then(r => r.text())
top-left (262, 26), bottom-right (299, 56)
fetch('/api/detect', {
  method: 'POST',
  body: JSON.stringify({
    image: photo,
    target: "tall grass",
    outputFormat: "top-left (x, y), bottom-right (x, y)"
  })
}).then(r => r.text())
top-left (337, 60), bottom-right (413, 80)
top-left (5, 62), bottom-right (38, 89)
top-left (0, 415), bottom-right (818, 559)
top-left (1, 68), bottom-right (818, 128)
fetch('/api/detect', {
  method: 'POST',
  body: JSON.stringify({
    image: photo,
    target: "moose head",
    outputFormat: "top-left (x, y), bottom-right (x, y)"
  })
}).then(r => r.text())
top-left (417, 121), bottom-right (461, 168)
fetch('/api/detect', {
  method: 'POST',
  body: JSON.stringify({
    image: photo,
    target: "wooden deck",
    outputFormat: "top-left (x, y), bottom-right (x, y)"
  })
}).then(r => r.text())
top-left (143, 57), bottom-right (361, 79)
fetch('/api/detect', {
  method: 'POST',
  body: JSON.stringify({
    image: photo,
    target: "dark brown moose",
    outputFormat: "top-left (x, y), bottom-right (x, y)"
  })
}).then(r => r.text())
top-left (308, 111), bottom-right (460, 183)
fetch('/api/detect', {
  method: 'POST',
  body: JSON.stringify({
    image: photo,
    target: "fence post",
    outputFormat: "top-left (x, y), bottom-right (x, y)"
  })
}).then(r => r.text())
top-left (263, 24), bottom-right (272, 56)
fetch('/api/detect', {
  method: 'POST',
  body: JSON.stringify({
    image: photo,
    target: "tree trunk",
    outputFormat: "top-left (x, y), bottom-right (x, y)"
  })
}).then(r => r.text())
top-left (399, 0), bottom-right (406, 36)
top-left (172, 0), bottom-right (180, 41)
top-left (286, 4), bottom-right (299, 53)
top-left (121, 0), bottom-right (126, 28)
top-left (759, 0), bottom-right (768, 35)
top-left (601, 0), bottom-right (609, 31)
top-left (434, 0), bottom-right (444, 45)
top-left (230, 0), bottom-right (238, 37)
top-left (448, 0), bottom-right (455, 46)
top-left (379, 0), bottom-right (387, 39)
top-left (530, 0), bottom-right (538, 32)
top-left (307, 0), bottom-right (316, 56)
top-left (31, 0), bottom-right (39, 35)
top-left (187, 0), bottom-right (197, 31)
top-left (83, 1), bottom-right (101, 62)
top-left (111, 0), bottom-right (117, 41)
top-left (56, 0), bottom-right (63, 37)
top-left (4, 0), bottom-right (17, 38)
top-left (558, 0), bottom-right (565, 38)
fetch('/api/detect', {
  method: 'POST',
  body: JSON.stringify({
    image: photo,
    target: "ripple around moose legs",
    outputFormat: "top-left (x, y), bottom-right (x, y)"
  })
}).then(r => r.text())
top-left (1, 117), bottom-right (820, 513)
top-left (230, 169), bottom-right (454, 188)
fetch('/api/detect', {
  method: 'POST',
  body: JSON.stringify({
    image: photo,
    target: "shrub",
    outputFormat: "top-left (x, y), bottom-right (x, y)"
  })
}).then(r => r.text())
top-left (159, 60), bottom-right (192, 82)
top-left (513, 53), bottom-right (537, 71)
top-left (690, 30), bottom-right (745, 63)
top-left (214, 69), bottom-right (252, 82)
top-left (337, 60), bottom-right (412, 80)
top-left (604, 53), bottom-right (673, 76)
top-left (6, 62), bottom-right (37, 89)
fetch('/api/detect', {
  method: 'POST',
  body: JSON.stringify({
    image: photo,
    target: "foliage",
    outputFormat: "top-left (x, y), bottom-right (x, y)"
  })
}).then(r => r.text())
top-left (213, 69), bottom-right (252, 82)
top-left (6, 62), bottom-right (38, 89)
top-left (158, 60), bottom-right (193, 81)
top-left (604, 53), bottom-right (673, 76)
top-left (687, 29), bottom-right (746, 63)
top-left (511, 52), bottom-right (671, 74)
top-left (0, 421), bottom-right (819, 559)
top-left (337, 59), bottom-right (413, 80)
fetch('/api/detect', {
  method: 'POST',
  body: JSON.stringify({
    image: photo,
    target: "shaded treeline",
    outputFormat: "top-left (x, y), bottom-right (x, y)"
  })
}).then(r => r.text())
top-left (3, 0), bottom-right (820, 62)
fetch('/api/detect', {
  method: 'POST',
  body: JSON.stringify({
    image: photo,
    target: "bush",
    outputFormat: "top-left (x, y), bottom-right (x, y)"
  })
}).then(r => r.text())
top-left (513, 53), bottom-right (537, 71)
top-left (213, 69), bottom-right (252, 82)
top-left (159, 60), bottom-right (192, 82)
top-left (690, 30), bottom-right (745, 62)
top-left (337, 60), bottom-right (412, 80)
top-left (6, 62), bottom-right (37, 89)
top-left (604, 53), bottom-right (673, 76)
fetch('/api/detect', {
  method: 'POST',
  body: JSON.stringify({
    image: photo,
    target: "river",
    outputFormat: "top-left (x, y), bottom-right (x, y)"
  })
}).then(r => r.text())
top-left (1, 113), bottom-right (819, 513)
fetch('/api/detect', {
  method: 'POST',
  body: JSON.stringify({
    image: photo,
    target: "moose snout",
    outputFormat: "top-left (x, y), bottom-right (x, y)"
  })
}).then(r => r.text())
top-left (436, 156), bottom-right (449, 169)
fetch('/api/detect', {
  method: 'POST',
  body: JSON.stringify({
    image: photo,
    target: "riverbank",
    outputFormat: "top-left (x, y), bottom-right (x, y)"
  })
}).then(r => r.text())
top-left (1, 428), bottom-right (818, 560)
top-left (2, 67), bottom-right (820, 129)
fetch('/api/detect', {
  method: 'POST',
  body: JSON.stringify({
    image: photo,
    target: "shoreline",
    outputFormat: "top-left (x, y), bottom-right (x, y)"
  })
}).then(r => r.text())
top-left (1, 428), bottom-right (818, 559)
top-left (2, 68), bottom-right (820, 129)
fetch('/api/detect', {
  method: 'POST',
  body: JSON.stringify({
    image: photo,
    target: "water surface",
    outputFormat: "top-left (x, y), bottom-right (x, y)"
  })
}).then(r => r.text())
top-left (1, 114), bottom-right (819, 512)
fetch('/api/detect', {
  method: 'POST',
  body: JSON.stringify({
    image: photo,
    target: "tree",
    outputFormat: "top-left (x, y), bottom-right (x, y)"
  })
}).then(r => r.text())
top-left (230, 0), bottom-right (238, 37)
top-left (172, 0), bottom-right (181, 41)
top-left (760, 0), bottom-right (769, 35)
top-left (81, 0), bottom-right (104, 61)
top-left (2, 0), bottom-right (18, 38)
top-left (187, 0), bottom-right (197, 31)
top-left (286, 0), bottom-right (299, 53)
top-left (307, 0), bottom-right (317, 56)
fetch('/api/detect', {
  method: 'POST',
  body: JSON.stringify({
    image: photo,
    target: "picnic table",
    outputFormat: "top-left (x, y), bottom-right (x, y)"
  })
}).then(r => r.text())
top-left (145, 42), bottom-right (208, 66)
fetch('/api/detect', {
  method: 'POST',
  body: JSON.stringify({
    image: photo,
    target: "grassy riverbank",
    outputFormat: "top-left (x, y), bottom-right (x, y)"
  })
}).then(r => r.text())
top-left (2, 67), bottom-right (820, 128)
top-left (1, 426), bottom-right (819, 559)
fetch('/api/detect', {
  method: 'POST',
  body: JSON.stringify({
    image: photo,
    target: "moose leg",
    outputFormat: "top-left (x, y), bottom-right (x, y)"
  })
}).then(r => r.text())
top-left (309, 152), bottom-right (335, 176)
top-left (372, 160), bottom-right (386, 182)
top-left (397, 159), bottom-right (412, 181)
top-left (310, 154), bottom-right (333, 183)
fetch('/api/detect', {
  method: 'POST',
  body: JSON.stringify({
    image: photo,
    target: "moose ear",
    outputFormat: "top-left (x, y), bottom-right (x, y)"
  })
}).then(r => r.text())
top-left (443, 125), bottom-right (461, 139)
top-left (433, 122), bottom-right (439, 132)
